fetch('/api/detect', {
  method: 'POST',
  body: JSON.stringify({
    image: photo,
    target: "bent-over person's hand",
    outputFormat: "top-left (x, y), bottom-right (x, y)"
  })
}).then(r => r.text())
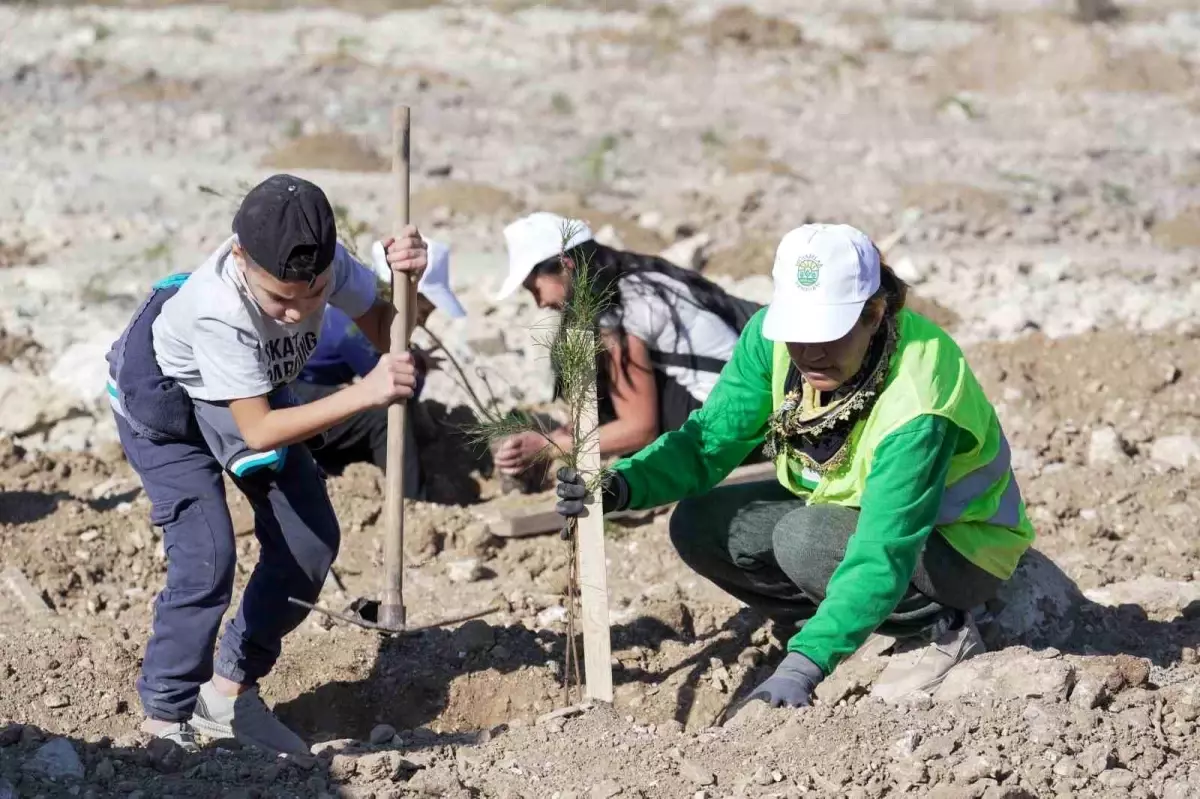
top-left (494, 431), bottom-right (550, 476)
top-left (746, 652), bottom-right (824, 709)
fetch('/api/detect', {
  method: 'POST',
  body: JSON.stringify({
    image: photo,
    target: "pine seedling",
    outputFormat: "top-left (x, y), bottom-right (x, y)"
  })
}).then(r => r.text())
top-left (467, 218), bottom-right (611, 704)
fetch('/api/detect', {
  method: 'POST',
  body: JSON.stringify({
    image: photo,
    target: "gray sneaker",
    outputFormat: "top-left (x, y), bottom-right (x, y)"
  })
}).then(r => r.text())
top-left (140, 720), bottom-right (199, 753)
top-left (870, 614), bottom-right (985, 703)
top-left (190, 682), bottom-right (312, 763)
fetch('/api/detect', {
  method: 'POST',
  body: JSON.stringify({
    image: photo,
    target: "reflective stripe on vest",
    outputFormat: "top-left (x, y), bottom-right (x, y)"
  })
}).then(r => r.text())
top-left (937, 433), bottom-right (1023, 529)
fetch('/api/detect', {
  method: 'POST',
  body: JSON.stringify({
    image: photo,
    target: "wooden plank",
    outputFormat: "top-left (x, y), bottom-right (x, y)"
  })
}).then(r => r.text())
top-left (380, 104), bottom-right (412, 632)
top-left (478, 460), bottom-right (778, 538)
top-left (573, 329), bottom-right (613, 704)
top-left (2, 567), bottom-right (53, 617)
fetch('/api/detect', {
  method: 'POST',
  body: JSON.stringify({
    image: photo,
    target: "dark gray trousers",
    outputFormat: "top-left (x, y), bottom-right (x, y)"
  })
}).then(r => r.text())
top-left (669, 480), bottom-right (1002, 639)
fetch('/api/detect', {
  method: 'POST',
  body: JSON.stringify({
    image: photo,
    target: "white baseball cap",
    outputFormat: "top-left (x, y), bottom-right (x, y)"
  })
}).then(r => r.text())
top-left (370, 239), bottom-right (466, 319)
top-left (761, 223), bottom-right (881, 344)
top-left (496, 211), bottom-right (594, 301)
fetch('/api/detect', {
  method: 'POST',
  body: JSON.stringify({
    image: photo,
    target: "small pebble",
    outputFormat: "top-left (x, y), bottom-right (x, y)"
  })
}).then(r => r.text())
top-left (369, 724), bottom-right (396, 745)
top-left (43, 694), bottom-right (70, 709)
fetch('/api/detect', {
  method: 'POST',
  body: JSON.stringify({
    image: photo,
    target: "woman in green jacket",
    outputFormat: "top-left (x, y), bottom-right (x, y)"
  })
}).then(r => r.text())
top-left (556, 223), bottom-right (1035, 706)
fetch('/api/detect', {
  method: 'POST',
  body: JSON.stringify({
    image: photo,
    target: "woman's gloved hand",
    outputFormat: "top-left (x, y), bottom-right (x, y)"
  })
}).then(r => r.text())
top-left (555, 467), bottom-right (629, 518)
top-left (746, 652), bottom-right (824, 708)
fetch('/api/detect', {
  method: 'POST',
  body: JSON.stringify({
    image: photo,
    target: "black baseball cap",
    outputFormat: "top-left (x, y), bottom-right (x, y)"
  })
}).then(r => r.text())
top-left (232, 174), bottom-right (337, 282)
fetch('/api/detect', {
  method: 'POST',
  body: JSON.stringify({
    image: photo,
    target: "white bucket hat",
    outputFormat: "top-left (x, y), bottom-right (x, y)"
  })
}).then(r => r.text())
top-left (761, 223), bottom-right (880, 344)
top-left (496, 211), bottom-right (594, 301)
top-left (370, 238), bottom-right (466, 319)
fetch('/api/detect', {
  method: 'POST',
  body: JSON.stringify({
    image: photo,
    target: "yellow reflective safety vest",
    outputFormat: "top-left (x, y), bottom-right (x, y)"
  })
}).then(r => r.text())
top-left (770, 309), bottom-right (1035, 579)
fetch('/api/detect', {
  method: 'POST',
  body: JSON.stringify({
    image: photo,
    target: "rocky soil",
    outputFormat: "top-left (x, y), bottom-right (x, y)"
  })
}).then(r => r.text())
top-left (1, 0), bottom-right (1200, 797)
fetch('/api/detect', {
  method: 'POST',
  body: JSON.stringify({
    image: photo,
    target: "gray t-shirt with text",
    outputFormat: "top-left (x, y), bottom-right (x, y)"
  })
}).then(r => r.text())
top-left (152, 235), bottom-right (378, 401)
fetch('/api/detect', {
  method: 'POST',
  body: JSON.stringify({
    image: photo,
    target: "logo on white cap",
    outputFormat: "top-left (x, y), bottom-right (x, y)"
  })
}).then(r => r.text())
top-left (761, 223), bottom-right (881, 344)
top-left (795, 255), bottom-right (822, 290)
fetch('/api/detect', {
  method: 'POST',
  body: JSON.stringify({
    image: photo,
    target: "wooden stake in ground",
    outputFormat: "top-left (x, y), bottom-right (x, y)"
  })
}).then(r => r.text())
top-left (380, 105), bottom-right (413, 632)
top-left (572, 330), bottom-right (613, 703)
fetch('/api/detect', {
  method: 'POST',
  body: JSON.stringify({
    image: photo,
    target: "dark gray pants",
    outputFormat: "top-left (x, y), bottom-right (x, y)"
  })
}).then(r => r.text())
top-left (669, 480), bottom-right (1001, 639)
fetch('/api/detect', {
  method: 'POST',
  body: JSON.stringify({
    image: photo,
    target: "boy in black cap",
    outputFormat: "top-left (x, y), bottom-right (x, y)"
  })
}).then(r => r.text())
top-left (106, 174), bottom-right (427, 760)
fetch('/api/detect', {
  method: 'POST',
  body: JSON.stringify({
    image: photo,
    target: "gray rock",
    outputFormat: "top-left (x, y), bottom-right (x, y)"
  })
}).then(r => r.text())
top-left (937, 653), bottom-right (1075, 703)
top-left (977, 549), bottom-right (1084, 650)
top-left (1069, 677), bottom-right (1107, 710)
top-left (1052, 756), bottom-right (1081, 779)
top-left (915, 734), bottom-right (958, 760)
top-left (1024, 704), bottom-right (1066, 746)
top-left (1087, 426), bottom-right (1130, 465)
top-left (1086, 576), bottom-right (1200, 616)
top-left (953, 755), bottom-right (999, 783)
top-left (659, 233), bottom-right (712, 271)
top-left (1079, 742), bottom-right (1113, 776)
top-left (1099, 768), bottom-right (1136, 789)
top-left (145, 737), bottom-right (184, 772)
top-left (1162, 779), bottom-right (1194, 799)
top-left (446, 558), bottom-right (485, 584)
top-left (452, 619), bottom-right (496, 653)
top-left (890, 730), bottom-right (921, 760)
top-left (23, 737), bottom-right (85, 781)
top-left (1150, 435), bottom-right (1200, 470)
top-left (590, 779), bottom-right (623, 799)
top-left (983, 787), bottom-right (1036, 799)
top-left (890, 256), bottom-right (928, 285)
top-left (310, 738), bottom-right (358, 757)
top-left (42, 693), bottom-right (69, 709)
top-left (680, 758), bottom-right (716, 786)
top-left (0, 778), bottom-right (14, 799)
top-left (751, 766), bottom-right (773, 786)
top-left (93, 758), bottom-right (116, 783)
top-left (358, 750), bottom-right (413, 782)
top-left (889, 758), bottom-right (927, 785)
top-left (368, 724), bottom-right (396, 745)
top-left (0, 723), bottom-right (22, 746)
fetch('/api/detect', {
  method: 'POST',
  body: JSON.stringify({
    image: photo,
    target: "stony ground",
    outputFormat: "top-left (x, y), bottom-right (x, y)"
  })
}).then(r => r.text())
top-left (1, 0), bottom-right (1200, 797)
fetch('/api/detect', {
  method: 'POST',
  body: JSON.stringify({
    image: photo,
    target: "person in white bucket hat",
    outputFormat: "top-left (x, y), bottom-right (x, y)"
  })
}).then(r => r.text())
top-left (292, 238), bottom-right (466, 492)
top-left (553, 222), bottom-right (1039, 707)
top-left (492, 211), bottom-right (766, 486)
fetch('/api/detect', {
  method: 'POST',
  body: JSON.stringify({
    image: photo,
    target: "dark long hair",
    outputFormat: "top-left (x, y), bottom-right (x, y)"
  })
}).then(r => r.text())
top-left (537, 240), bottom-right (751, 402)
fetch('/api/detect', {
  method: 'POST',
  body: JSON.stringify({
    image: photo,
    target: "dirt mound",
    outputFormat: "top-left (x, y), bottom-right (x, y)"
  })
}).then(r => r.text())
top-left (262, 131), bottom-right (389, 173)
top-left (412, 181), bottom-right (525, 221)
top-left (719, 136), bottom-right (797, 178)
top-left (899, 182), bottom-right (1010, 218)
top-left (706, 6), bottom-right (803, 50)
top-left (932, 13), bottom-right (1194, 94)
top-left (1150, 206), bottom-right (1200, 250)
top-left (103, 67), bottom-right (200, 103)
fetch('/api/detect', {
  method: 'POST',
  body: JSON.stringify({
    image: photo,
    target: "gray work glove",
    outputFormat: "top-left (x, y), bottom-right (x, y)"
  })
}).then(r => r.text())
top-left (555, 467), bottom-right (629, 518)
top-left (747, 652), bottom-right (824, 708)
